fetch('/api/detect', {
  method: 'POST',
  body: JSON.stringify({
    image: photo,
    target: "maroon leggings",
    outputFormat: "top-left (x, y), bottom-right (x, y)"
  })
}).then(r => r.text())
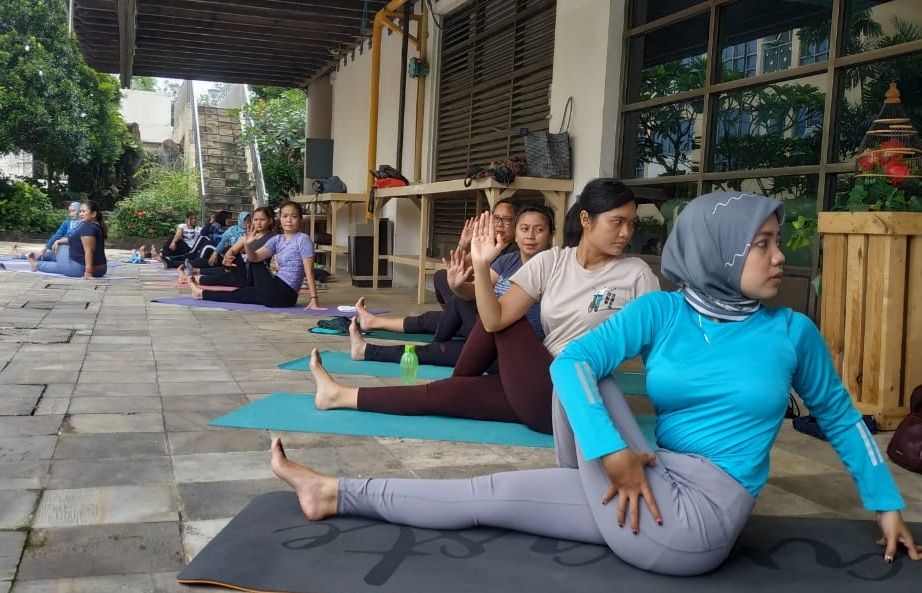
top-left (356, 317), bottom-right (554, 433)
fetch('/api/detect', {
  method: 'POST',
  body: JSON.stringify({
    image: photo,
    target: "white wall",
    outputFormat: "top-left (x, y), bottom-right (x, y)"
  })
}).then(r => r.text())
top-left (329, 14), bottom-right (425, 287)
top-left (121, 89), bottom-right (173, 144)
top-left (0, 151), bottom-right (33, 178)
top-left (325, 0), bottom-right (628, 287)
top-left (551, 0), bottom-right (626, 198)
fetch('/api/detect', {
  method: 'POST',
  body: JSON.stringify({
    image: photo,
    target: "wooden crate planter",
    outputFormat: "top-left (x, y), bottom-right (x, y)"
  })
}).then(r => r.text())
top-left (818, 212), bottom-right (922, 429)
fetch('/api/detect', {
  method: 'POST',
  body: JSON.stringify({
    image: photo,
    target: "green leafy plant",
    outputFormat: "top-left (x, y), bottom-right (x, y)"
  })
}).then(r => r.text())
top-left (787, 215), bottom-right (818, 252)
top-left (109, 167), bottom-right (201, 238)
top-left (0, 178), bottom-right (66, 233)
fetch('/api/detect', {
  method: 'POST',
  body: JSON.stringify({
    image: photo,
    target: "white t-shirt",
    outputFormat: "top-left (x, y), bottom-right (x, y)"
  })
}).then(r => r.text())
top-left (511, 246), bottom-right (660, 357)
top-left (179, 223), bottom-right (202, 248)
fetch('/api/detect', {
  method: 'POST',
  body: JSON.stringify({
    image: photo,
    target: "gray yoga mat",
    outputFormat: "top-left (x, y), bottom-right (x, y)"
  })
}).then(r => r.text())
top-left (177, 491), bottom-right (921, 593)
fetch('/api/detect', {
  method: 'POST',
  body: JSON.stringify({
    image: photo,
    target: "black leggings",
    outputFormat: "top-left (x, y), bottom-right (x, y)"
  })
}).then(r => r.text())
top-left (160, 237), bottom-right (212, 268)
top-left (199, 255), bottom-right (248, 287)
top-left (201, 262), bottom-right (298, 307)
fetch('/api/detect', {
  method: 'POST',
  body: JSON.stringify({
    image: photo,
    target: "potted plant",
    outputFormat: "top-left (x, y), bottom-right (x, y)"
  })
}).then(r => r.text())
top-left (817, 82), bottom-right (922, 430)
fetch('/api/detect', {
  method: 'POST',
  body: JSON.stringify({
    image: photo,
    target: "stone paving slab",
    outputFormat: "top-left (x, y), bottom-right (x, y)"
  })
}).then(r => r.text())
top-left (0, 532), bottom-right (26, 581)
top-left (0, 416), bottom-right (63, 437)
top-left (172, 450), bottom-right (274, 483)
top-left (47, 456), bottom-right (173, 489)
top-left (167, 430), bottom-right (270, 455)
top-left (0, 490), bottom-right (38, 529)
top-left (160, 394), bottom-right (248, 413)
top-left (16, 522), bottom-right (182, 581)
top-left (0, 460), bottom-right (50, 490)
top-left (62, 413), bottom-right (164, 434)
top-left (0, 436), bottom-right (57, 462)
top-left (66, 397), bottom-right (162, 414)
top-left (177, 479), bottom-right (283, 521)
top-left (72, 383), bottom-right (159, 397)
top-left (53, 433), bottom-right (167, 460)
top-left (181, 518), bottom-right (231, 563)
top-left (157, 381), bottom-right (242, 396)
top-left (10, 572), bottom-right (189, 593)
top-left (33, 485), bottom-right (178, 528)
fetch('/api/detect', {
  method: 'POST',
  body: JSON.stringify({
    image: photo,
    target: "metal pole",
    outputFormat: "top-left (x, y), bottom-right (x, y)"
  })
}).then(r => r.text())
top-left (395, 1), bottom-right (412, 171)
top-left (189, 83), bottom-right (208, 221)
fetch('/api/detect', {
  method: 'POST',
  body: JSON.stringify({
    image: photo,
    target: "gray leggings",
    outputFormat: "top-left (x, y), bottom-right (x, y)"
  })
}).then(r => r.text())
top-left (338, 376), bottom-right (755, 576)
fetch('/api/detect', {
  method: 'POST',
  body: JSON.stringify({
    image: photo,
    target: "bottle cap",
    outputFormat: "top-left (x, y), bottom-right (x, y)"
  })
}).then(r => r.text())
top-left (405, 344), bottom-right (416, 353)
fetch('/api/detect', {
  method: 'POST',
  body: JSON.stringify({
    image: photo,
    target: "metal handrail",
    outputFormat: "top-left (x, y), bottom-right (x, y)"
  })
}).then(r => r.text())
top-left (241, 85), bottom-right (269, 207)
top-left (189, 82), bottom-right (208, 220)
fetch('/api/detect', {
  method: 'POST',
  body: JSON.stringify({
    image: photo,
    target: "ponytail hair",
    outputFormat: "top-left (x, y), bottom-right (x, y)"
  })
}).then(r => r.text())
top-left (563, 178), bottom-right (635, 247)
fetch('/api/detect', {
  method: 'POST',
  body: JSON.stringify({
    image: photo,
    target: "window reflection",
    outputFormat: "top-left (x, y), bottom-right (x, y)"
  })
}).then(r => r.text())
top-left (718, 0), bottom-right (833, 81)
top-left (623, 100), bottom-right (703, 179)
top-left (844, 0), bottom-right (921, 56)
top-left (626, 13), bottom-right (709, 103)
top-left (631, 0), bottom-right (705, 27)
top-left (710, 76), bottom-right (826, 172)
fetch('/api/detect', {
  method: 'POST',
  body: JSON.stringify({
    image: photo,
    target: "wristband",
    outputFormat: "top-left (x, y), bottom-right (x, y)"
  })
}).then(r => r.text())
top-left (310, 295), bottom-right (318, 299)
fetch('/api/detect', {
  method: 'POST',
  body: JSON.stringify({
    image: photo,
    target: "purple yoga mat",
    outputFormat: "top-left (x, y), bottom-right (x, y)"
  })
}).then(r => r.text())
top-left (151, 296), bottom-right (388, 316)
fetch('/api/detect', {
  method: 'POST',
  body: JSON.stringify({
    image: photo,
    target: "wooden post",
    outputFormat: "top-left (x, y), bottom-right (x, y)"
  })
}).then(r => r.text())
top-left (818, 212), bottom-right (922, 429)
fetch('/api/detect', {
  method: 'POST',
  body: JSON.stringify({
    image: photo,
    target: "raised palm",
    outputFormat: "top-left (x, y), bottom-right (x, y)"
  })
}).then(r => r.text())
top-left (469, 210), bottom-right (504, 268)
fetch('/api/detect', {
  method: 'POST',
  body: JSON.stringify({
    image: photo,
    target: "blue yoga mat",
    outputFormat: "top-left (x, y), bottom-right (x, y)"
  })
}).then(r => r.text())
top-left (278, 351), bottom-right (648, 395)
top-left (209, 392), bottom-right (658, 449)
top-left (279, 350), bottom-right (456, 380)
top-left (152, 296), bottom-right (388, 316)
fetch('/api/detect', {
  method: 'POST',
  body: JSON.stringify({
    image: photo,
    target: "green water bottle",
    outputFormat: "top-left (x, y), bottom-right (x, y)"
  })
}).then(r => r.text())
top-left (400, 344), bottom-right (419, 386)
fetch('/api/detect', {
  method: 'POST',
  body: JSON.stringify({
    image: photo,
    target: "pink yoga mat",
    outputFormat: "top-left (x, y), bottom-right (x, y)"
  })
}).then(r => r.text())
top-left (145, 281), bottom-right (237, 291)
top-left (151, 296), bottom-right (388, 316)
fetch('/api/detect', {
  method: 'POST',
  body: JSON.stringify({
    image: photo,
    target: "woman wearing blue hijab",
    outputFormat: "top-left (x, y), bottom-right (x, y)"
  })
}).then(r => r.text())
top-left (264, 191), bottom-right (921, 576)
top-left (10, 200), bottom-right (82, 261)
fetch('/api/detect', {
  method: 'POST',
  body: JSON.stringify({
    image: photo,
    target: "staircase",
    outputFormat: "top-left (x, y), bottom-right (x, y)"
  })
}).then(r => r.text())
top-left (197, 107), bottom-right (253, 215)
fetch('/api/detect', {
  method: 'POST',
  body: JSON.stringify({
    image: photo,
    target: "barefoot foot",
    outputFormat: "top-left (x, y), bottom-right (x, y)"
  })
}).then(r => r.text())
top-left (176, 267), bottom-right (190, 285)
top-left (10, 244), bottom-right (21, 258)
top-left (354, 296), bottom-right (380, 331)
top-left (26, 252), bottom-right (37, 273)
top-left (190, 285), bottom-right (203, 300)
top-left (348, 317), bottom-right (367, 361)
top-left (310, 348), bottom-right (358, 410)
top-left (270, 437), bottom-right (338, 521)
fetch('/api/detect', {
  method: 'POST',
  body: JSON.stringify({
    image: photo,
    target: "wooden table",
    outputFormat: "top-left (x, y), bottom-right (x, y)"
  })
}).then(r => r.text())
top-left (292, 193), bottom-right (368, 276)
top-left (370, 176), bottom-right (573, 303)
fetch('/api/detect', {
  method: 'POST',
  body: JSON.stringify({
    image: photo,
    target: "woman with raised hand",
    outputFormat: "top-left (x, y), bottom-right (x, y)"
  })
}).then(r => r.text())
top-left (349, 204), bottom-right (556, 367)
top-left (270, 191), bottom-right (921, 576)
top-left (27, 200), bottom-right (107, 279)
top-left (191, 201), bottom-right (321, 309)
top-left (307, 178), bottom-right (659, 433)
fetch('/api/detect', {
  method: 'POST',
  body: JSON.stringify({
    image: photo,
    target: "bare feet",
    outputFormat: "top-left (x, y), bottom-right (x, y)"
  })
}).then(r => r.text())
top-left (310, 348), bottom-right (359, 410)
top-left (10, 244), bottom-right (20, 258)
top-left (190, 285), bottom-right (203, 300)
top-left (176, 267), bottom-right (190, 285)
top-left (270, 437), bottom-right (338, 521)
top-left (26, 252), bottom-right (37, 273)
top-left (354, 297), bottom-right (380, 331)
top-left (348, 317), bottom-right (367, 361)
top-left (189, 274), bottom-right (201, 287)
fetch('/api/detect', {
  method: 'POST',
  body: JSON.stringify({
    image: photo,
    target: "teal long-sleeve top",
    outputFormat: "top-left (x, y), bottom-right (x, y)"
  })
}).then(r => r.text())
top-left (550, 291), bottom-right (904, 512)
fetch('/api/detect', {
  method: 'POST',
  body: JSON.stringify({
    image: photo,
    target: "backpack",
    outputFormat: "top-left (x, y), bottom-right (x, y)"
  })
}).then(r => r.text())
top-left (311, 176), bottom-right (347, 195)
top-left (887, 385), bottom-right (922, 473)
top-left (370, 165), bottom-right (409, 188)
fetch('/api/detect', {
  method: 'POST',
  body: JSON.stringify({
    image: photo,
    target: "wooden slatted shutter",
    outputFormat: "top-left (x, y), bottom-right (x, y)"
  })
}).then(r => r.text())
top-left (430, 0), bottom-right (556, 256)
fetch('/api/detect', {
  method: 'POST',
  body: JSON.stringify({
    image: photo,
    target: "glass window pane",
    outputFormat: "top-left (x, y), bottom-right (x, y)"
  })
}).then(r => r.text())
top-left (708, 175), bottom-right (820, 267)
top-left (709, 74), bottom-right (827, 172)
top-left (835, 53), bottom-right (922, 162)
top-left (624, 182), bottom-right (697, 255)
top-left (631, 0), bottom-right (706, 27)
top-left (844, 0), bottom-right (922, 56)
top-left (622, 100), bottom-right (704, 180)
top-left (718, 0), bottom-right (833, 82)
top-left (626, 13), bottom-right (709, 103)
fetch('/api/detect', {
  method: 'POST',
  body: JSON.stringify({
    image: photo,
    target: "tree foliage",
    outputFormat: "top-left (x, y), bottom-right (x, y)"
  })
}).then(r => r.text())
top-left (237, 87), bottom-right (306, 206)
top-left (0, 0), bottom-right (130, 196)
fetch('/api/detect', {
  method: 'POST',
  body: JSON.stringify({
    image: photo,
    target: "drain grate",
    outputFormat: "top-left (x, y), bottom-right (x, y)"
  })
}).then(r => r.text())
top-left (0, 327), bottom-right (75, 344)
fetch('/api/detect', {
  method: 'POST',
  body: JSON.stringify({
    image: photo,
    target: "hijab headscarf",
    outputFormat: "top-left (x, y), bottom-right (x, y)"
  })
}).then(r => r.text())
top-left (661, 191), bottom-right (785, 321)
top-left (215, 211), bottom-right (251, 253)
top-left (66, 201), bottom-right (83, 235)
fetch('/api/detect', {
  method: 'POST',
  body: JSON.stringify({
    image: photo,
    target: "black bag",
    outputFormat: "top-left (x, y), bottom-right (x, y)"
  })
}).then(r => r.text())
top-left (887, 385), bottom-right (922, 473)
top-left (311, 176), bottom-right (347, 194)
top-left (524, 96), bottom-right (573, 179)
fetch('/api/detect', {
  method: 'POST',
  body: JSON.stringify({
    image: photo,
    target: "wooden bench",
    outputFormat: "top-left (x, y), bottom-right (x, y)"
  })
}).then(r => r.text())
top-left (292, 193), bottom-right (368, 276)
top-left (371, 176), bottom-right (573, 303)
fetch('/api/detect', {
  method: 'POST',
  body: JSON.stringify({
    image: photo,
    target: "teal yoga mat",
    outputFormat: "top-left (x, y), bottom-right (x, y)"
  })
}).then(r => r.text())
top-left (208, 392), bottom-right (658, 449)
top-left (309, 326), bottom-right (439, 343)
top-left (278, 350), bottom-right (648, 395)
top-left (280, 350), bottom-right (455, 380)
